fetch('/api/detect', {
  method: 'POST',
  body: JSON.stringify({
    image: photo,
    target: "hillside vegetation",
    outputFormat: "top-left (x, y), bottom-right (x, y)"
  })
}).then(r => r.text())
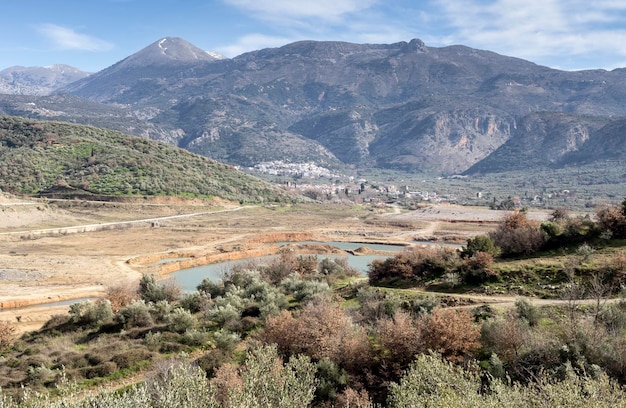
top-left (1, 201), bottom-right (626, 406)
top-left (0, 116), bottom-right (292, 203)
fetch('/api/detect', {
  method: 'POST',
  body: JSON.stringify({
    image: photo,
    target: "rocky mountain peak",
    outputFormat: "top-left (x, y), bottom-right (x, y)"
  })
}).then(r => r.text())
top-left (116, 37), bottom-right (221, 67)
top-left (0, 64), bottom-right (89, 96)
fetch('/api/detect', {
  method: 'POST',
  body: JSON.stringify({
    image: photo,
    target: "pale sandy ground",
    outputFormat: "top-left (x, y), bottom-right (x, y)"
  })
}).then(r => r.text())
top-left (0, 193), bottom-right (554, 335)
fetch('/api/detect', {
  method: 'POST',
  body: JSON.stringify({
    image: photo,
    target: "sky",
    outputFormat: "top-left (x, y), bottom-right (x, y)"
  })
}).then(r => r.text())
top-left (2, 0), bottom-right (626, 73)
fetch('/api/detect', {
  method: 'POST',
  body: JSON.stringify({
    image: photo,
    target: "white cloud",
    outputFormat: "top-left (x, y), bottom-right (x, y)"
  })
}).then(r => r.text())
top-left (36, 24), bottom-right (113, 52)
top-left (223, 0), bottom-right (378, 23)
top-left (432, 0), bottom-right (626, 60)
top-left (218, 0), bottom-right (626, 69)
top-left (217, 33), bottom-right (295, 57)
top-left (218, 0), bottom-right (413, 57)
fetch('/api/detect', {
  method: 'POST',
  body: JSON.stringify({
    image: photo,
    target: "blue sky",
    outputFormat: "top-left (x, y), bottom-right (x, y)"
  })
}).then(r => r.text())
top-left (2, 0), bottom-right (626, 72)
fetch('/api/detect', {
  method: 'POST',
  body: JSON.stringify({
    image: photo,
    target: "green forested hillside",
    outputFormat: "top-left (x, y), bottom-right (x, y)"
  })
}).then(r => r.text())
top-left (0, 116), bottom-right (291, 202)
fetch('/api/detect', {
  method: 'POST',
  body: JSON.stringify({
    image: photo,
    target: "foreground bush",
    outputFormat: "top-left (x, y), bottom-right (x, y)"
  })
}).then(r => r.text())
top-left (387, 352), bottom-right (626, 408)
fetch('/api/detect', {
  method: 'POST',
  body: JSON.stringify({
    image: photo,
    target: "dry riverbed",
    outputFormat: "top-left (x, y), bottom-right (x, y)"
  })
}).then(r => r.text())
top-left (0, 194), bottom-right (550, 334)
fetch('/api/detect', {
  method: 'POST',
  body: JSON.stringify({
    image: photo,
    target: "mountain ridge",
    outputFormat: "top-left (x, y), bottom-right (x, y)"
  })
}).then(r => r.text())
top-left (8, 37), bottom-right (626, 175)
top-left (0, 64), bottom-right (90, 96)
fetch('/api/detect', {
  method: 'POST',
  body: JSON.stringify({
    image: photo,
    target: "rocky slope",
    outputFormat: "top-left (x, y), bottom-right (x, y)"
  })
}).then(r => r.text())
top-left (9, 37), bottom-right (626, 174)
top-left (0, 64), bottom-right (89, 95)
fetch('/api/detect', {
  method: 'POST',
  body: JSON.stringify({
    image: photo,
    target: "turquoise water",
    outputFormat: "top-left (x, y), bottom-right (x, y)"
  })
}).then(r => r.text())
top-left (167, 240), bottom-right (462, 292)
top-left (169, 254), bottom-right (386, 292)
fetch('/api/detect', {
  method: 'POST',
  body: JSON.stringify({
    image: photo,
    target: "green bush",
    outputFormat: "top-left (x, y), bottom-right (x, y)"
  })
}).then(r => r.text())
top-left (116, 300), bottom-right (154, 329)
top-left (281, 275), bottom-right (331, 303)
top-left (461, 235), bottom-right (501, 258)
top-left (213, 329), bottom-right (241, 352)
top-left (68, 300), bottom-right (113, 328)
top-left (165, 308), bottom-right (197, 334)
top-left (515, 298), bottom-right (541, 327)
top-left (387, 352), bottom-right (626, 407)
top-left (179, 291), bottom-right (211, 313)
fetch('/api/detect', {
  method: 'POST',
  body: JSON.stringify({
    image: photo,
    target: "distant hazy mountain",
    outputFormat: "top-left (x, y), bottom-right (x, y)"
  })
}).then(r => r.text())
top-left (0, 64), bottom-right (89, 96)
top-left (60, 37), bottom-right (228, 102)
top-left (19, 37), bottom-right (626, 174)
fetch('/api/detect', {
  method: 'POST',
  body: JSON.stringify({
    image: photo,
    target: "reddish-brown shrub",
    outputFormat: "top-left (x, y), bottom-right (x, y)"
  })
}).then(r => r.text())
top-left (210, 363), bottom-right (242, 407)
top-left (260, 299), bottom-right (371, 369)
top-left (460, 251), bottom-right (498, 284)
top-left (0, 321), bottom-right (16, 350)
top-left (421, 308), bottom-right (480, 362)
top-left (334, 387), bottom-right (372, 408)
top-left (375, 311), bottom-right (423, 370)
top-left (368, 247), bottom-right (460, 285)
top-left (596, 205), bottom-right (626, 238)
top-left (489, 211), bottom-right (545, 256)
top-left (481, 313), bottom-right (529, 361)
top-left (105, 282), bottom-right (139, 312)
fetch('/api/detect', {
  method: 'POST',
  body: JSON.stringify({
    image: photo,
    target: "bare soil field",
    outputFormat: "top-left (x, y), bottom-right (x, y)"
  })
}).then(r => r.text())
top-left (0, 193), bottom-right (552, 334)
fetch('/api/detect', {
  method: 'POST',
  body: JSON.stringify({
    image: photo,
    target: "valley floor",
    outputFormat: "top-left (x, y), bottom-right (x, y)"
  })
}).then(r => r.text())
top-left (0, 194), bottom-right (551, 334)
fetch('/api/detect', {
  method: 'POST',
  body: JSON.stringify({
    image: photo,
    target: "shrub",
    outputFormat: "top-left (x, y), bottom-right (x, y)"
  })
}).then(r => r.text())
top-left (596, 205), bottom-right (626, 239)
top-left (459, 251), bottom-right (497, 284)
top-left (144, 331), bottom-right (163, 351)
top-left (179, 291), bottom-right (211, 313)
top-left (139, 274), bottom-right (165, 303)
top-left (355, 287), bottom-right (401, 322)
top-left (196, 349), bottom-right (233, 378)
top-left (111, 348), bottom-right (152, 370)
top-left (489, 211), bottom-right (545, 257)
top-left (386, 352), bottom-right (626, 407)
top-left (226, 345), bottom-right (317, 408)
top-left (281, 274), bottom-right (331, 303)
top-left (315, 357), bottom-right (348, 402)
top-left (116, 300), bottom-right (154, 329)
top-left (150, 300), bottom-right (172, 323)
top-left (138, 274), bottom-right (179, 303)
top-left (404, 295), bottom-right (440, 317)
top-left (105, 282), bottom-right (139, 313)
top-left (375, 311), bottom-right (423, 376)
top-left (481, 314), bottom-right (530, 362)
top-left (260, 299), bottom-right (372, 369)
top-left (197, 278), bottom-right (225, 299)
top-left (144, 355), bottom-right (219, 407)
top-left (319, 257), bottom-right (359, 278)
top-left (260, 248), bottom-right (299, 284)
top-left (68, 300), bottom-right (113, 328)
top-left (165, 308), bottom-right (197, 334)
top-left (387, 353), bottom-right (486, 408)
top-left (76, 361), bottom-right (118, 380)
top-left (461, 235), bottom-right (501, 258)
top-left (213, 329), bottom-right (241, 352)
top-left (368, 247), bottom-right (460, 285)
top-left (181, 329), bottom-right (209, 347)
top-left (421, 308), bottom-right (480, 363)
top-left (0, 321), bottom-right (16, 350)
top-left (26, 364), bottom-right (56, 385)
top-left (515, 298), bottom-right (541, 327)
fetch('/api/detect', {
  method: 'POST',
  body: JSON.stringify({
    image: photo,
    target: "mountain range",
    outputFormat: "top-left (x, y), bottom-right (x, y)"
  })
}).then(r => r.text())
top-left (2, 36), bottom-right (626, 175)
